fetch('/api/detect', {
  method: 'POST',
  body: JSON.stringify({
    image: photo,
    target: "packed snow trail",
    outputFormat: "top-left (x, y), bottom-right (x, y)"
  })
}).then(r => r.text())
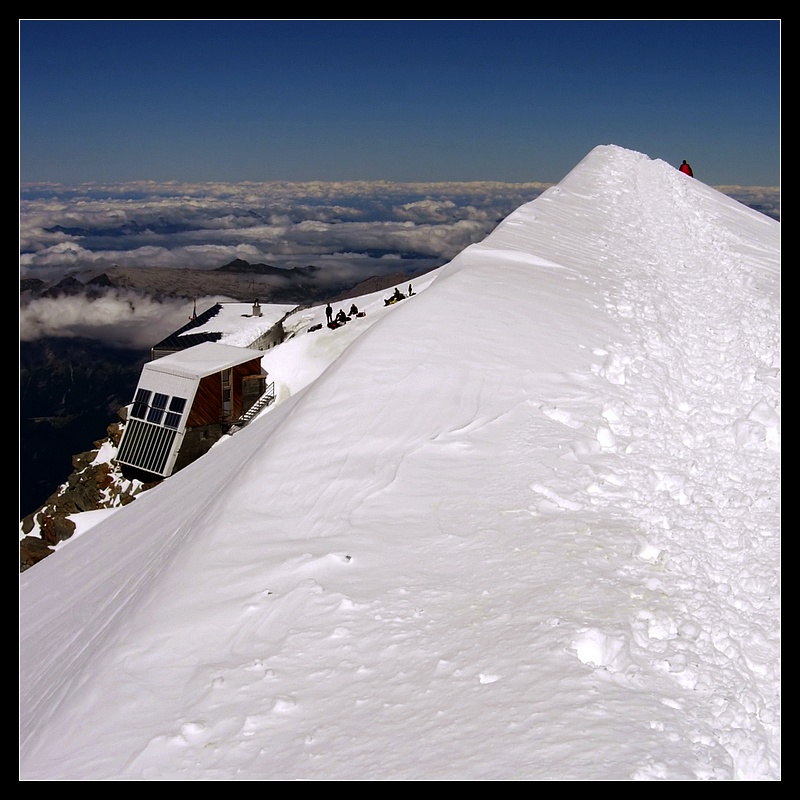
top-left (496, 147), bottom-right (780, 778)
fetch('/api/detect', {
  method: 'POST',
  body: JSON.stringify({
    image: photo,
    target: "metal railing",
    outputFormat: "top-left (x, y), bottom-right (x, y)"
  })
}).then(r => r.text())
top-left (232, 382), bottom-right (276, 428)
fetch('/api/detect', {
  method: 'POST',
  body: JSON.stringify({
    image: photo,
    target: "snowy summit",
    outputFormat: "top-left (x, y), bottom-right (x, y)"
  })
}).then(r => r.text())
top-left (19, 145), bottom-right (780, 781)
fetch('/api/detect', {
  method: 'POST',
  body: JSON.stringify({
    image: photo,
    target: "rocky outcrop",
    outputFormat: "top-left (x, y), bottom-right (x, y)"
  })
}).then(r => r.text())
top-left (20, 415), bottom-right (157, 572)
top-left (19, 337), bottom-right (148, 522)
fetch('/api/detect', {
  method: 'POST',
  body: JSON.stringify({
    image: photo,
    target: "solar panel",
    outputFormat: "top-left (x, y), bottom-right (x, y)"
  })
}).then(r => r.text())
top-left (116, 418), bottom-right (178, 476)
top-left (131, 388), bottom-right (151, 420)
top-left (117, 391), bottom-right (189, 476)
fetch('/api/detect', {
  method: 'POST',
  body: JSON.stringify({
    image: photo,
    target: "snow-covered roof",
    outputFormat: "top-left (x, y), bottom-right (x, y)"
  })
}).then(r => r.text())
top-left (180, 302), bottom-right (296, 348)
top-left (144, 341), bottom-right (265, 380)
top-left (151, 301), bottom-right (298, 353)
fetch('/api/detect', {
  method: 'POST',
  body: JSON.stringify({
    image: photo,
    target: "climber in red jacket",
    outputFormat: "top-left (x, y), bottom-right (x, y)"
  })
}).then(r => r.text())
top-left (679, 160), bottom-right (694, 177)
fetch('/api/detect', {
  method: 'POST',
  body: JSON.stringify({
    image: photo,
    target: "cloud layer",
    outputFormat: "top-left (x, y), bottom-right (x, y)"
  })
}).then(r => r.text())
top-left (20, 180), bottom-right (553, 277)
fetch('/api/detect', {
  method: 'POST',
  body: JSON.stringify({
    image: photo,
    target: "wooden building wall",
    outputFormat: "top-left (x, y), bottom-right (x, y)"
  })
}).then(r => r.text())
top-left (186, 357), bottom-right (263, 427)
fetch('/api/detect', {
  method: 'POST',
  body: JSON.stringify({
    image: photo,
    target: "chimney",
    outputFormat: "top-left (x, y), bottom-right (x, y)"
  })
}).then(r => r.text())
top-left (252, 299), bottom-right (262, 317)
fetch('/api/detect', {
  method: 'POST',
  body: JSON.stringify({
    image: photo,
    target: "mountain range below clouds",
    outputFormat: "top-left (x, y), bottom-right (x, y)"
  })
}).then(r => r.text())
top-left (22, 259), bottom-right (355, 304)
top-left (95, 259), bottom-right (435, 305)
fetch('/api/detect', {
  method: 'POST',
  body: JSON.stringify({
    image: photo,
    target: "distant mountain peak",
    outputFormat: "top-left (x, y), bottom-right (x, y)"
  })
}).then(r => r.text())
top-left (214, 259), bottom-right (320, 277)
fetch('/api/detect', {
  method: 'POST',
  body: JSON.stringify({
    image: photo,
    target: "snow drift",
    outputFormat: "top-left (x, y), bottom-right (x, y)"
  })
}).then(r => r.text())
top-left (19, 145), bottom-right (780, 780)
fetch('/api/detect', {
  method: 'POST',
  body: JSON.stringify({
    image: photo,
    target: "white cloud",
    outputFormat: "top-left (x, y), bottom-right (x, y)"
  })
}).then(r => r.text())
top-left (20, 181), bottom-right (551, 279)
top-left (19, 292), bottom-right (206, 349)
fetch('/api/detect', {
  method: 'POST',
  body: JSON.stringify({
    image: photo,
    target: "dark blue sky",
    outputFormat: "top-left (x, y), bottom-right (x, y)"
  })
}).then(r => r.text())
top-left (19, 20), bottom-right (781, 186)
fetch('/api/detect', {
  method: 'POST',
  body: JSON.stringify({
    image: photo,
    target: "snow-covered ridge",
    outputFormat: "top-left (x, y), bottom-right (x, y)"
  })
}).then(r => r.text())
top-left (19, 145), bottom-right (780, 780)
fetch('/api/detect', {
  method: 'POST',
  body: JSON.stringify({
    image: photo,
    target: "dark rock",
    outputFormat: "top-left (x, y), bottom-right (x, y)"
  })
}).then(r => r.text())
top-left (86, 272), bottom-right (114, 288)
top-left (40, 275), bottom-right (86, 298)
top-left (37, 511), bottom-right (76, 546)
top-left (20, 537), bottom-right (55, 571)
top-left (20, 277), bottom-right (45, 294)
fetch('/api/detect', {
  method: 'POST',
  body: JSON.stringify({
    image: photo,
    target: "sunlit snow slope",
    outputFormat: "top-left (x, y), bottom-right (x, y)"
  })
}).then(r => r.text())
top-left (19, 146), bottom-right (780, 780)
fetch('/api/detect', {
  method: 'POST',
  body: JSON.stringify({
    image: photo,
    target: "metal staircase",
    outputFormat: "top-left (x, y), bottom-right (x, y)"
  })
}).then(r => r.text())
top-left (231, 381), bottom-right (276, 430)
